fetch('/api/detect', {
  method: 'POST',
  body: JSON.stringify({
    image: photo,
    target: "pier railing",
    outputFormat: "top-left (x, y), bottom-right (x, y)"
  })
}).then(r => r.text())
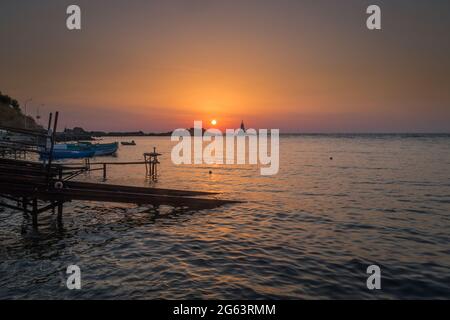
top-left (0, 111), bottom-right (58, 163)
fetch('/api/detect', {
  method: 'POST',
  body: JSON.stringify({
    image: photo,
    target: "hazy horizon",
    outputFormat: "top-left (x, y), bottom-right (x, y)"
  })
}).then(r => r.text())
top-left (1, 0), bottom-right (449, 133)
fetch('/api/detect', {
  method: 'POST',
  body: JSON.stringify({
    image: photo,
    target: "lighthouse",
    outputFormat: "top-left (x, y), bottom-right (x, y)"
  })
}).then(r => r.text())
top-left (240, 120), bottom-right (246, 133)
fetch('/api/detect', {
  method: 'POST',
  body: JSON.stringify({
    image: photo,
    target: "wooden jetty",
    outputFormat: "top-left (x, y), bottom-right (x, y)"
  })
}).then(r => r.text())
top-left (0, 157), bottom-right (240, 229)
top-left (0, 112), bottom-right (241, 230)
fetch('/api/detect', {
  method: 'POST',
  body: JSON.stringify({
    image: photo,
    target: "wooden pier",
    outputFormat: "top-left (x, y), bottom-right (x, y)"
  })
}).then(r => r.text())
top-left (0, 157), bottom-right (240, 229)
top-left (0, 113), bottom-right (241, 230)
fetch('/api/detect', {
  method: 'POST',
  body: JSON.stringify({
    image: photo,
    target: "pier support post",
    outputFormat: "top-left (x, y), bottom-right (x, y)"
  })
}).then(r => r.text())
top-left (32, 198), bottom-right (38, 229)
top-left (103, 163), bottom-right (107, 180)
top-left (57, 201), bottom-right (63, 226)
top-left (22, 197), bottom-right (28, 217)
top-left (85, 158), bottom-right (90, 170)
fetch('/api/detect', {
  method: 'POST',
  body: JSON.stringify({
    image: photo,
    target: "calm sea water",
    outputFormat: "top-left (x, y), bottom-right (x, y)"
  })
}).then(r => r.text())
top-left (1, 135), bottom-right (449, 299)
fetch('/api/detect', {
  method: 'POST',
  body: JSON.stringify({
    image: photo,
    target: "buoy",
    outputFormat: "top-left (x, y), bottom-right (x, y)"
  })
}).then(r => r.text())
top-left (54, 181), bottom-right (64, 189)
top-left (330, 157), bottom-right (333, 160)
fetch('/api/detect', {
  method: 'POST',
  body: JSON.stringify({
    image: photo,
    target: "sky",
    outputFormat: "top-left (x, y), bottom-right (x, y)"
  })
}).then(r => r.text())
top-left (1, 0), bottom-right (449, 132)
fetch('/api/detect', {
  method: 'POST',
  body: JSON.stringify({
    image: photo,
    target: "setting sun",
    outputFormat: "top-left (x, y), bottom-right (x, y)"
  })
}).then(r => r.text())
top-left (211, 119), bottom-right (217, 126)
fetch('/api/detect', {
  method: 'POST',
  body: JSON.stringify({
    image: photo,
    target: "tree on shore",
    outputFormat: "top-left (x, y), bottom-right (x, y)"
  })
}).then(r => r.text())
top-left (11, 99), bottom-right (21, 113)
top-left (0, 91), bottom-right (42, 129)
top-left (0, 92), bottom-right (22, 113)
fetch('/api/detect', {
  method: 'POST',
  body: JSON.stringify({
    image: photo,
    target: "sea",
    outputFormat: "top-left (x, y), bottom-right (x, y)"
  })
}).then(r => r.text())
top-left (1, 134), bottom-right (449, 299)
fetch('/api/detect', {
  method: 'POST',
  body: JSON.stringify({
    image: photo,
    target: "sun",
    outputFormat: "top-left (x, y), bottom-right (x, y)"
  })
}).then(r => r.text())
top-left (211, 119), bottom-right (217, 126)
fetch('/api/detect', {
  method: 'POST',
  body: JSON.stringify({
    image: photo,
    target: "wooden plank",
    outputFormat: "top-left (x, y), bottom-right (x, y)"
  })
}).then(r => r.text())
top-left (0, 158), bottom-right (75, 172)
top-left (45, 188), bottom-right (239, 208)
top-left (0, 174), bottom-right (49, 184)
top-left (0, 182), bottom-right (39, 194)
top-left (0, 163), bottom-right (51, 172)
top-left (0, 158), bottom-right (48, 167)
top-left (0, 174), bottom-right (219, 197)
top-left (0, 166), bottom-right (58, 177)
top-left (0, 182), bottom-right (240, 209)
top-left (0, 125), bottom-right (47, 137)
top-left (75, 161), bottom-right (148, 166)
top-left (0, 161), bottom-right (84, 178)
top-left (65, 181), bottom-right (219, 197)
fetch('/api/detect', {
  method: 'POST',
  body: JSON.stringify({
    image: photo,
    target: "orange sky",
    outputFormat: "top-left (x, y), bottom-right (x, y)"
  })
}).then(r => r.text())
top-left (1, 1), bottom-right (449, 132)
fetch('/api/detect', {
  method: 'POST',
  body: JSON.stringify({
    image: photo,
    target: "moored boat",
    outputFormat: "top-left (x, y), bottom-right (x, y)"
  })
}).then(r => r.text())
top-left (42, 142), bottom-right (118, 159)
top-left (121, 140), bottom-right (136, 146)
top-left (41, 144), bottom-right (95, 159)
top-left (81, 142), bottom-right (119, 156)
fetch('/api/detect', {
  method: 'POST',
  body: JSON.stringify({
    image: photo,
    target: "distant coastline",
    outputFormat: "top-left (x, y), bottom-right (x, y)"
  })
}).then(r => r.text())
top-left (58, 128), bottom-right (450, 142)
top-left (57, 127), bottom-right (173, 141)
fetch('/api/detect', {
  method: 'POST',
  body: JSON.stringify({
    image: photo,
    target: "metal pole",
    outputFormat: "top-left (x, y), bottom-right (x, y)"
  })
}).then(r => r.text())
top-left (47, 113), bottom-right (53, 132)
top-left (47, 111), bottom-right (59, 180)
top-left (24, 98), bottom-right (32, 129)
top-left (36, 104), bottom-right (43, 125)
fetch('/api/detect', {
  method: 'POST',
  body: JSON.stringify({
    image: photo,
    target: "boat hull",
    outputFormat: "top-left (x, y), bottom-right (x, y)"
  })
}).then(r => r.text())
top-left (41, 149), bottom-right (95, 159)
top-left (41, 142), bottom-right (118, 159)
top-left (89, 142), bottom-right (119, 156)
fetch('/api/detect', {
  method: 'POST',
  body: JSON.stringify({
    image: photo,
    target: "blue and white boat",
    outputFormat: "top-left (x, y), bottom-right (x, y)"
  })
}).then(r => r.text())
top-left (41, 144), bottom-right (95, 159)
top-left (41, 142), bottom-right (118, 159)
top-left (79, 142), bottom-right (119, 156)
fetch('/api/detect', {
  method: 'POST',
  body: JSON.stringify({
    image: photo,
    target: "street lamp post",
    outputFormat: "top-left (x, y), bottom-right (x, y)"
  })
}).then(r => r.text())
top-left (24, 98), bottom-right (32, 129)
top-left (37, 104), bottom-right (44, 125)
